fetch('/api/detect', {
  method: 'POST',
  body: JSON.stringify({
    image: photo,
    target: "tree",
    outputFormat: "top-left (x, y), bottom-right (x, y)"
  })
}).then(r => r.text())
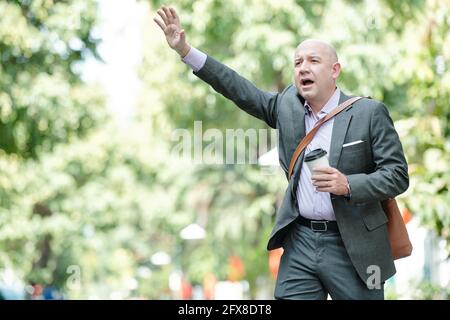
top-left (0, 0), bottom-right (106, 158)
top-left (0, 0), bottom-right (107, 293)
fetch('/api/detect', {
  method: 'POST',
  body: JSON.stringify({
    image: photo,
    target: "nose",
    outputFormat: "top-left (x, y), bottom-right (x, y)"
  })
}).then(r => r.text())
top-left (298, 61), bottom-right (310, 75)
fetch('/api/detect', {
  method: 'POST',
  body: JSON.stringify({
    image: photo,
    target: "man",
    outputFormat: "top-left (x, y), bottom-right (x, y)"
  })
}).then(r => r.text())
top-left (154, 6), bottom-right (409, 300)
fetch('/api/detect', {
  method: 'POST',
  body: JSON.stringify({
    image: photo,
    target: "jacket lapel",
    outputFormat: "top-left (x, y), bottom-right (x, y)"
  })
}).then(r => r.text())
top-left (288, 93), bottom-right (306, 196)
top-left (291, 93), bottom-right (306, 148)
top-left (329, 92), bottom-right (353, 168)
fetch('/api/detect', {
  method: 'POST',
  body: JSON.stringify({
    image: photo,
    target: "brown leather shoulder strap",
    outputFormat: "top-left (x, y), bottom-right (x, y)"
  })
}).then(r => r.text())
top-left (287, 96), bottom-right (365, 179)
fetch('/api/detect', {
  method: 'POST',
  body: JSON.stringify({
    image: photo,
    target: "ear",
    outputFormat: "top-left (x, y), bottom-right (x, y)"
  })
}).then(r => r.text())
top-left (332, 62), bottom-right (341, 80)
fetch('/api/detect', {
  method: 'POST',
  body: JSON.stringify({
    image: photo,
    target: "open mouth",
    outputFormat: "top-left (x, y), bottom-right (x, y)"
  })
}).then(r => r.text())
top-left (301, 79), bottom-right (314, 87)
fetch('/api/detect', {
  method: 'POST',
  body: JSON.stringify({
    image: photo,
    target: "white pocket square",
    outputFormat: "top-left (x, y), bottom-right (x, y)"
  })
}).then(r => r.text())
top-left (342, 140), bottom-right (364, 148)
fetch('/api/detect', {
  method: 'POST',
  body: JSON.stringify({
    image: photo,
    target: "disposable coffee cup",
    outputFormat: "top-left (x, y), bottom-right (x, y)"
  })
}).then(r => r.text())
top-left (305, 148), bottom-right (329, 173)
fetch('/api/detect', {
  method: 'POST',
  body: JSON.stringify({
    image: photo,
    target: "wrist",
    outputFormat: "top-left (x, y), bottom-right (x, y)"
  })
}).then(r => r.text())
top-left (344, 177), bottom-right (351, 199)
top-left (177, 43), bottom-right (191, 58)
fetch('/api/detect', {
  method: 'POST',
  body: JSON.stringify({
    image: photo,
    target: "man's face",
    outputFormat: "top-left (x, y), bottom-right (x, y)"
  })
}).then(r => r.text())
top-left (294, 41), bottom-right (340, 104)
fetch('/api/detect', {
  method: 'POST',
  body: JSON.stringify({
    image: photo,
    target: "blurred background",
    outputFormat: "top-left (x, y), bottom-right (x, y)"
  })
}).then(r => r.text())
top-left (0, 0), bottom-right (449, 300)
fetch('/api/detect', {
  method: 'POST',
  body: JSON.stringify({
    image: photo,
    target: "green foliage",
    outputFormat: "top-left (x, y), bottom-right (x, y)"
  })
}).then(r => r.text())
top-left (411, 280), bottom-right (450, 300)
top-left (0, 0), bottom-right (106, 158)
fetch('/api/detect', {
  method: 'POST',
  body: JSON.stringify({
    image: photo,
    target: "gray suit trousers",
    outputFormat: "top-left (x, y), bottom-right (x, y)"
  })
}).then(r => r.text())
top-left (274, 220), bottom-right (384, 300)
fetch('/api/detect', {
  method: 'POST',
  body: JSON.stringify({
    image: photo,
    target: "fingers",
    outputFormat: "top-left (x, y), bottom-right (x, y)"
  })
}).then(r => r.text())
top-left (157, 8), bottom-right (169, 25)
top-left (162, 6), bottom-right (173, 20)
top-left (156, 6), bottom-right (180, 29)
top-left (311, 172), bottom-right (348, 195)
top-left (314, 180), bottom-right (338, 193)
top-left (316, 187), bottom-right (333, 193)
top-left (311, 174), bottom-right (331, 181)
top-left (153, 17), bottom-right (165, 31)
top-left (313, 166), bottom-right (335, 174)
top-left (313, 180), bottom-right (332, 187)
top-left (169, 7), bottom-right (179, 21)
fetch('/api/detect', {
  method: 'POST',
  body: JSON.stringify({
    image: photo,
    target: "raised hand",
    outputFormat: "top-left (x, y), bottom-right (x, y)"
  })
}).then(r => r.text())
top-left (153, 6), bottom-right (190, 57)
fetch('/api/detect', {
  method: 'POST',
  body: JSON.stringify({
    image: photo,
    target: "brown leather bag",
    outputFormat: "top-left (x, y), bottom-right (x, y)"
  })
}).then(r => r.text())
top-left (288, 96), bottom-right (412, 260)
top-left (381, 198), bottom-right (413, 259)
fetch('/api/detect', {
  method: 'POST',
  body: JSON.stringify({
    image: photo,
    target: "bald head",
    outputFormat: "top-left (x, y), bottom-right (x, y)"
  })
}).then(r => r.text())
top-left (293, 39), bottom-right (341, 111)
top-left (295, 39), bottom-right (338, 63)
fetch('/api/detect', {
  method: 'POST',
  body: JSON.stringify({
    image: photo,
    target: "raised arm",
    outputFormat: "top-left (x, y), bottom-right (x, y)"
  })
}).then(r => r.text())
top-left (153, 6), bottom-right (280, 128)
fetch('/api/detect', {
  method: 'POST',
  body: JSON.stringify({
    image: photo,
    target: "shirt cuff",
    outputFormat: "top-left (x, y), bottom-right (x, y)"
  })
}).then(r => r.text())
top-left (181, 46), bottom-right (207, 72)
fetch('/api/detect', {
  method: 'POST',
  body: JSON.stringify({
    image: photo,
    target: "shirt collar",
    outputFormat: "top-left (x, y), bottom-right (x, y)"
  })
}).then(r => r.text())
top-left (304, 87), bottom-right (341, 116)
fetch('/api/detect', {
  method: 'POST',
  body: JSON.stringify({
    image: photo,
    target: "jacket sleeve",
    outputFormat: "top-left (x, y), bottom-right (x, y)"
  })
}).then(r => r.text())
top-left (193, 55), bottom-right (279, 129)
top-left (346, 102), bottom-right (409, 204)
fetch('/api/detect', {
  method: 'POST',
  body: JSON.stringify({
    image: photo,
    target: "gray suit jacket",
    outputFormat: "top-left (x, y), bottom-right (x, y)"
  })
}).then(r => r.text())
top-left (193, 55), bottom-right (409, 284)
